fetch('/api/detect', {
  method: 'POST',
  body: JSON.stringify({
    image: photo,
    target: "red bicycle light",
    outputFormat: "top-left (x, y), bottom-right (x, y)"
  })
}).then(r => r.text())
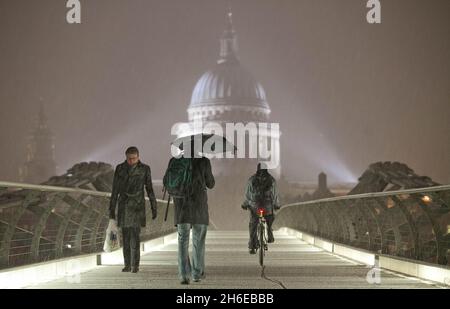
top-left (257, 208), bottom-right (265, 216)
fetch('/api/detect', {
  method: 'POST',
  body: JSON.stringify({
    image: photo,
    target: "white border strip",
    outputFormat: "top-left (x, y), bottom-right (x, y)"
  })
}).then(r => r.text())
top-left (333, 244), bottom-right (376, 266)
top-left (379, 255), bottom-right (450, 286)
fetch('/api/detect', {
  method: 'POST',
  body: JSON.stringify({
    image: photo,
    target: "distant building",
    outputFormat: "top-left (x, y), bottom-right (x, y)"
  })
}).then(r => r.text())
top-left (19, 104), bottom-right (56, 184)
top-left (311, 172), bottom-right (334, 200)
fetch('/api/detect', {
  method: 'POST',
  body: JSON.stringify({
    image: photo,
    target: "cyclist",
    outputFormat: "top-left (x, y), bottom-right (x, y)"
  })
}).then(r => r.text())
top-left (241, 163), bottom-right (281, 254)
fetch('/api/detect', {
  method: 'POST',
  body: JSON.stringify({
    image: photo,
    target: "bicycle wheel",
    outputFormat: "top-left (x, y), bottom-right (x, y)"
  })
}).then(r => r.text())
top-left (258, 223), bottom-right (264, 267)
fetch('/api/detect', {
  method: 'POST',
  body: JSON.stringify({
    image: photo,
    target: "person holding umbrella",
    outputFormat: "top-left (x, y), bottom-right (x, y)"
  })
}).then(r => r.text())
top-left (163, 134), bottom-right (233, 284)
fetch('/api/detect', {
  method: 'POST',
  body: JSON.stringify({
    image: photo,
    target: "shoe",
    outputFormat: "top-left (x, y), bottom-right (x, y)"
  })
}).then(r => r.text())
top-left (131, 267), bottom-right (139, 273)
top-left (249, 249), bottom-right (256, 255)
top-left (122, 267), bottom-right (131, 272)
top-left (264, 244), bottom-right (268, 251)
top-left (180, 278), bottom-right (190, 285)
top-left (268, 237), bottom-right (274, 243)
top-left (193, 272), bottom-right (205, 282)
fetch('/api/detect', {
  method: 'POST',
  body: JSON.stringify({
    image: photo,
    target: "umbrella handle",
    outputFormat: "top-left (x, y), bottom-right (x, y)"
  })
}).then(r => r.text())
top-left (164, 195), bottom-right (171, 222)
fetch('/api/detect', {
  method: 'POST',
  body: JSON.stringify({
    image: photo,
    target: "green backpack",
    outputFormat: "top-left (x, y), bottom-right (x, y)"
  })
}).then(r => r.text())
top-left (163, 158), bottom-right (193, 199)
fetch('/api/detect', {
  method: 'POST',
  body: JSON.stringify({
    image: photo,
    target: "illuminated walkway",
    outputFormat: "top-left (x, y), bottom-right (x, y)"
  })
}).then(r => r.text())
top-left (28, 231), bottom-right (442, 289)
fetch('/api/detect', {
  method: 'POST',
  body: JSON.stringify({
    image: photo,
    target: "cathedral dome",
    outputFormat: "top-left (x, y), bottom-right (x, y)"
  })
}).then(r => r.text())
top-left (190, 61), bottom-right (269, 109)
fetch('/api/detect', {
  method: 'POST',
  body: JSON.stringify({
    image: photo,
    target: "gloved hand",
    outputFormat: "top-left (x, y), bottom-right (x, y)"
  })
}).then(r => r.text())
top-left (151, 207), bottom-right (157, 220)
top-left (274, 205), bottom-right (281, 211)
top-left (241, 204), bottom-right (248, 210)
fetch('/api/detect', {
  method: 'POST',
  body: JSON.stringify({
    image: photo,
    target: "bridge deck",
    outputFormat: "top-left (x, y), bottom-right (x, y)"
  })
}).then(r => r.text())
top-left (29, 231), bottom-right (442, 289)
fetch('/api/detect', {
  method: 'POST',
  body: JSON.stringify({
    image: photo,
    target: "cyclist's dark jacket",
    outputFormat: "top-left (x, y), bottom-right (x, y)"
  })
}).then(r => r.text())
top-left (243, 171), bottom-right (280, 215)
top-left (173, 157), bottom-right (215, 226)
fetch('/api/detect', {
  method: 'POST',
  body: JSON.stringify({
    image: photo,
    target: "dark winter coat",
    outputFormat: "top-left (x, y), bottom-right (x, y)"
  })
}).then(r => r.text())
top-left (243, 170), bottom-right (280, 216)
top-left (109, 161), bottom-right (157, 228)
top-left (170, 157), bottom-right (215, 226)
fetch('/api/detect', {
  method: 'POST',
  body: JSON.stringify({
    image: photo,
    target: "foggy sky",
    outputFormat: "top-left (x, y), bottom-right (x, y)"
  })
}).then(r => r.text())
top-left (0, 0), bottom-right (449, 184)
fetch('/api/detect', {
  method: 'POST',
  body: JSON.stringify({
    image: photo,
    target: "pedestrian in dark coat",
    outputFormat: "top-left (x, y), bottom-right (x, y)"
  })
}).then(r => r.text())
top-left (109, 147), bottom-right (157, 273)
top-left (173, 157), bottom-right (215, 226)
top-left (166, 157), bottom-right (215, 284)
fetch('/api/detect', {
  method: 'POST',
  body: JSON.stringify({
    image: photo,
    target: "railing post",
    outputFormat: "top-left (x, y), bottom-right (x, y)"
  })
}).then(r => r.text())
top-left (412, 193), bottom-right (446, 265)
top-left (391, 196), bottom-right (420, 260)
top-left (354, 199), bottom-right (374, 251)
top-left (320, 202), bottom-right (346, 242)
top-left (338, 201), bottom-right (359, 244)
top-left (364, 198), bottom-right (384, 253)
top-left (55, 194), bottom-right (85, 258)
top-left (316, 203), bottom-right (329, 238)
top-left (74, 197), bottom-right (97, 254)
top-left (89, 197), bottom-right (109, 252)
top-left (308, 205), bottom-right (321, 236)
top-left (372, 197), bottom-right (403, 255)
top-left (30, 193), bottom-right (65, 263)
top-left (336, 201), bottom-right (351, 243)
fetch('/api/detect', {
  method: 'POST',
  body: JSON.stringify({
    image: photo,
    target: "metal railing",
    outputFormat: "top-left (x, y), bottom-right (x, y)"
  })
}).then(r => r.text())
top-left (274, 185), bottom-right (450, 266)
top-left (0, 181), bottom-right (175, 269)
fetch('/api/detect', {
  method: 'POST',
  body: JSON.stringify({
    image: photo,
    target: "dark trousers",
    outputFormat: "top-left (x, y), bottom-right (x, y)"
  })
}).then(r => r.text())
top-left (122, 227), bottom-right (141, 268)
top-left (248, 212), bottom-right (274, 249)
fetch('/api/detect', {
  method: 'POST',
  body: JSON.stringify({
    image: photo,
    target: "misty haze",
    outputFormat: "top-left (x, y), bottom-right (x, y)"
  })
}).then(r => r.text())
top-left (1, 0), bottom-right (448, 186)
top-left (0, 0), bottom-right (450, 291)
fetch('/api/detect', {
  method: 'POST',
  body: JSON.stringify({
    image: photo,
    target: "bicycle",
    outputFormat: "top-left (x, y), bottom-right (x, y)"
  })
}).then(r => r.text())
top-left (242, 205), bottom-right (286, 287)
top-left (256, 207), bottom-right (268, 267)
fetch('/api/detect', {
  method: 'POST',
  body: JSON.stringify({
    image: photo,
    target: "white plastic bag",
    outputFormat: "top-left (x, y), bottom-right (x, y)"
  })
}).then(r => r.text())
top-left (103, 219), bottom-right (121, 252)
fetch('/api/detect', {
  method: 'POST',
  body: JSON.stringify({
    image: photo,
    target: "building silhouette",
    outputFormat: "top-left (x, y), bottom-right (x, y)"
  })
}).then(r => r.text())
top-left (19, 104), bottom-right (56, 184)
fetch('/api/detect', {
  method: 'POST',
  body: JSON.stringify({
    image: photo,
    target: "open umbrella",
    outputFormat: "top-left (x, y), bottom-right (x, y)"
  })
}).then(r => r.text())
top-left (172, 133), bottom-right (236, 157)
top-left (163, 133), bottom-right (236, 221)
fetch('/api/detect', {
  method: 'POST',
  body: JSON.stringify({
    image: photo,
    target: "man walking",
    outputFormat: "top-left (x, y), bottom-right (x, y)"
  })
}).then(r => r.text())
top-left (164, 156), bottom-right (215, 284)
top-left (109, 146), bottom-right (157, 273)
